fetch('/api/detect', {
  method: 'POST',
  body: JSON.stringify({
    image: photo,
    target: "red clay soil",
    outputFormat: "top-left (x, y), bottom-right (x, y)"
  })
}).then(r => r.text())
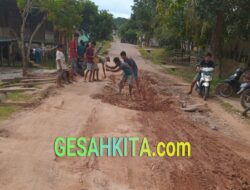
top-left (92, 70), bottom-right (250, 190)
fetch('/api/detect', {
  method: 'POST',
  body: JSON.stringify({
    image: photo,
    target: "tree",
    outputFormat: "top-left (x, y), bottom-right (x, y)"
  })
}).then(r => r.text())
top-left (95, 11), bottom-right (114, 40)
top-left (80, 1), bottom-right (99, 40)
top-left (132, 0), bottom-right (157, 45)
top-left (113, 17), bottom-right (128, 30)
top-left (80, 1), bottom-right (114, 41)
top-left (119, 19), bottom-right (139, 44)
top-left (17, 0), bottom-right (44, 75)
top-left (16, 0), bottom-right (83, 76)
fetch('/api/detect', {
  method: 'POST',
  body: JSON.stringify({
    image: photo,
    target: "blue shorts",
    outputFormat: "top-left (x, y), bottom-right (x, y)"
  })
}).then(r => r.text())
top-left (121, 74), bottom-right (134, 86)
top-left (133, 70), bottom-right (138, 80)
top-left (93, 63), bottom-right (99, 70)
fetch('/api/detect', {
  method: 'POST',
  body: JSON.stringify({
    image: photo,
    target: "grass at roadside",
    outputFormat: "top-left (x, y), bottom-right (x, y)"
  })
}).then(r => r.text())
top-left (221, 102), bottom-right (250, 123)
top-left (42, 59), bottom-right (56, 70)
top-left (0, 92), bottom-right (32, 120)
top-left (139, 47), bottom-right (222, 93)
top-left (7, 92), bottom-right (32, 102)
top-left (0, 105), bottom-right (17, 120)
top-left (139, 47), bottom-right (168, 65)
top-left (97, 40), bottom-right (112, 56)
top-left (222, 102), bottom-right (241, 114)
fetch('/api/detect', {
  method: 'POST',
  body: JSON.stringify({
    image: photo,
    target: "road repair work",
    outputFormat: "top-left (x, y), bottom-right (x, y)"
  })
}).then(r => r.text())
top-left (0, 40), bottom-right (250, 190)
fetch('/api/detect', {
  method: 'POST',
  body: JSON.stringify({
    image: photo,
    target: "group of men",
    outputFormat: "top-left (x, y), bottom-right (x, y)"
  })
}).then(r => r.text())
top-left (55, 33), bottom-right (140, 96)
top-left (106, 51), bottom-right (140, 96)
top-left (55, 33), bottom-right (101, 87)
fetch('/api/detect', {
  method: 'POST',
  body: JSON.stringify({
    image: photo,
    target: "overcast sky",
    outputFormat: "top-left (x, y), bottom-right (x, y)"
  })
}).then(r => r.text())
top-left (91, 0), bottom-right (134, 18)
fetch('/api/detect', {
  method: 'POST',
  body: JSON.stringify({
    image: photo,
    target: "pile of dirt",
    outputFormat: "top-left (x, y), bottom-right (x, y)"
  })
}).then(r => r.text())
top-left (92, 71), bottom-right (175, 112)
top-left (0, 129), bottom-right (9, 138)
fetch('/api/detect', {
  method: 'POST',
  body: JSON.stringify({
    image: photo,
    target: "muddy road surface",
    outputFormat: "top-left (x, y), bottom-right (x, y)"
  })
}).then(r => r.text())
top-left (0, 40), bottom-right (250, 190)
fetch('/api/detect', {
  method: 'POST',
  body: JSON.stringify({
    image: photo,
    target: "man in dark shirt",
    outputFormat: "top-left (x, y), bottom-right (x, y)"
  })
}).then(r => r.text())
top-left (188, 53), bottom-right (215, 95)
top-left (120, 51), bottom-right (140, 93)
top-left (106, 57), bottom-right (134, 97)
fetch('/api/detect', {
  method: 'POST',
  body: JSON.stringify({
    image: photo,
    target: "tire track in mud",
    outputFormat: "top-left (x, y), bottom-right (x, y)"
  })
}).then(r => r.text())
top-left (93, 70), bottom-right (250, 190)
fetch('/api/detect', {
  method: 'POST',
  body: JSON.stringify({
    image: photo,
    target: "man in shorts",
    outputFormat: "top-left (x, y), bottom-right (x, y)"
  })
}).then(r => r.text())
top-left (85, 42), bottom-right (95, 82)
top-left (92, 42), bottom-right (100, 81)
top-left (106, 57), bottom-right (134, 97)
top-left (120, 51), bottom-right (140, 93)
top-left (56, 44), bottom-right (70, 87)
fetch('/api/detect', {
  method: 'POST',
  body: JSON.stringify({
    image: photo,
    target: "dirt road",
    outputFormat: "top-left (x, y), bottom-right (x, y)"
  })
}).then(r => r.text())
top-left (0, 40), bottom-right (250, 190)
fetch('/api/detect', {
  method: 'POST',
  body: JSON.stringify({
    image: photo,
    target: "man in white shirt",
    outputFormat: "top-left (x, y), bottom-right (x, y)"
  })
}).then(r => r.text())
top-left (56, 44), bottom-right (70, 87)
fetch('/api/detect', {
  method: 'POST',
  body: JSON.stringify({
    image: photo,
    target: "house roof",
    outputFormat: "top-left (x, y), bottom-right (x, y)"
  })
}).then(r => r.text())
top-left (0, 37), bottom-right (17, 42)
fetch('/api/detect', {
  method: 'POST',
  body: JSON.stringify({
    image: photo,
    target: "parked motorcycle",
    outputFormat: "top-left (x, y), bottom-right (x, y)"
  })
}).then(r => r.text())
top-left (217, 68), bottom-right (244, 98)
top-left (238, 83), bottom-right (250, 109)
top-left (196, 67), bottom-right (214, 101)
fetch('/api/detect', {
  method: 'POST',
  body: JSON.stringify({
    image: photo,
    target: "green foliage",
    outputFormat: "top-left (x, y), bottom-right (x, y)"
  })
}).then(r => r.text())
top-left (97, 40), bottom-right (112, 55)
top-left (125, 0), bottom-right (249, 52)
top-left (0, 106), bottom-right (17, 120)
top-left (113, 17), bottom-right (128, 30)
top-left (95, 10), bottom-right (114, 40)
top-left (139, 48), bottom-right (168, 65)
top-left (47, 0), bottom-right (83, 35)
top-left (132, 0), bottom-right (156, 44)
top-left (80, 1), bottom-right (114, 41)
top-left (7, 92), bottom-right (32, 102)
top-left (118, 18), bottom-right (139, 44)
top-left (16, 0), bottom-right (27, 10)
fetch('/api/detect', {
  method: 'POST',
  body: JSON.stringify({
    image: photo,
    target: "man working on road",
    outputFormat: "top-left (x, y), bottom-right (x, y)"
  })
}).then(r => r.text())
top-left (188, 52), bottom-right (215, 95)
top-left (120, 51), bottom-right (140, 93)
top-left (106, 57), bottom-right (134, 97)
top-left (56, 44), bottom-right (71, 87)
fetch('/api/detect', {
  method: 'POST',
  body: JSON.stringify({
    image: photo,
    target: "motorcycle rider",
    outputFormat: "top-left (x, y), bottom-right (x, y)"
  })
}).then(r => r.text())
top-left (188, 52), bottom-right (215, 95)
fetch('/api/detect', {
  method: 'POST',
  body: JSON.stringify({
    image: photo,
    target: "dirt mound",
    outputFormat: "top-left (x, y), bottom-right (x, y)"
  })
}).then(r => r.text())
top-left (92, 71), bottom-right (175, 112)
top-left (0, 129), bottom-right (9, 138)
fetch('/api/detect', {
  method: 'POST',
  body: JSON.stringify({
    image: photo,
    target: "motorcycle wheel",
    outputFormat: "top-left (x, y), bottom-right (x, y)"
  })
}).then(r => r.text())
top-left (217, 83), bottom-right (233, 98)
top-left (240, 89), bottom-right (250, 109)
top-left (203, 87), bottom-right (209, 101)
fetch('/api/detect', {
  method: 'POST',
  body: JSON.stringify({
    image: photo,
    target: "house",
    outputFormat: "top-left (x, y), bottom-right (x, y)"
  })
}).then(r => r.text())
top-left (0, 0), bottom-right (55, 66)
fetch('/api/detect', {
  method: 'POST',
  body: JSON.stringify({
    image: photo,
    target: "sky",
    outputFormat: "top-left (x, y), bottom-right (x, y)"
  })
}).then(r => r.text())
top-left (91, 0), bottom-right (134, 18)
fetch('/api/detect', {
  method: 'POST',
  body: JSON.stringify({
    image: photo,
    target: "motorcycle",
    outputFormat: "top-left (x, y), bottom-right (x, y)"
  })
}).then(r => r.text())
top-left (196, 67), bottom-right (214, 101)
top-left (237, 83), bottom-right (250, 109)
top-left (217, 68), bottom-right (244, 98)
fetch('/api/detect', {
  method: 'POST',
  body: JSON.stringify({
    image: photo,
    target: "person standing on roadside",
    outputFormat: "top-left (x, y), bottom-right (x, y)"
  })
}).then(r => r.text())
top-left (91, 42), bottom-right (100, 81)
top-left (56, 44), bottom-right (71, 87)
top-left (77, 40), bottom-right (86, 76)
top-left (69, 33), bottom-right (79, 75)
top-left (85, 42), bottom-right (95, 82)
